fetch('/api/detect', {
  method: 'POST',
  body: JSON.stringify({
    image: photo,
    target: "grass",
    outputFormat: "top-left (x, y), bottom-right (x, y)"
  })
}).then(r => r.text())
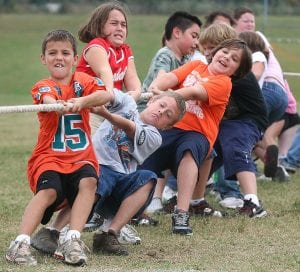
top-left (0, 13), bottom-right (300, 272)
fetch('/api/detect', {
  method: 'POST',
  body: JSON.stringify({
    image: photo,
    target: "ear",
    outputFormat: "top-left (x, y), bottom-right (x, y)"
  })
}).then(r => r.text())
top-left (172, 27), bottom-right (181, 39)
top-left (73, 54), bottom-right (79, 66)
top-left (40, 54), bottom-right (46, 65)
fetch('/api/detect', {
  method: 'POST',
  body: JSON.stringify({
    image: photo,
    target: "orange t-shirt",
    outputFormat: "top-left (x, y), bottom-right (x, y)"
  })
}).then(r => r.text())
top-left (172, 60), bottom-right (232, 151)
top-left (27, 72), bottom-right (105, 192)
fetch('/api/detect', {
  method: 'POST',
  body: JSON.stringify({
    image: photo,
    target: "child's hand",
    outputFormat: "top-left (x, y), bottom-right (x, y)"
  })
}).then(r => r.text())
top-left (66, 97), bottom-right (84, 112)
top-left (127, 90), bottom-right (141, 101)
top-left (148, 85), bottom-right (163, 95)
top-left (91, 105), bottom-right (110, 118)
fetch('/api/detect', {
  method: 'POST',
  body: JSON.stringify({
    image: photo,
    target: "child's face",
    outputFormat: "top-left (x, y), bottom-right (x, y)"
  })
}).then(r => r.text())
top-left (235, 13), bottom-right (255, 33)
top-left (209, 47), bottom-right (242, 77)
top-left (143, 96), bottom-right (181, 129)
top-left (103, 9), bottom-right (127, 47)
top-left (176, 24), bottom-right (200, 56)
top-left (41, 40), bottom-right (78, 84)
top-left (201, 42), bottom-right (217, 62)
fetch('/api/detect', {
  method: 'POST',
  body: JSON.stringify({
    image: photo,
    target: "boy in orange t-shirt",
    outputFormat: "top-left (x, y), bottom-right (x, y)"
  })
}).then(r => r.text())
top-left (140, 38), bottom-right (252, 235)
top-left (5, 30), bottom-right (112, 266)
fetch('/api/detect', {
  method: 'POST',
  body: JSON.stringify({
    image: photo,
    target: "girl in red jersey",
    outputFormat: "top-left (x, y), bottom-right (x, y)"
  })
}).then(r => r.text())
top-left (77, 1), bottom-right (141, 134)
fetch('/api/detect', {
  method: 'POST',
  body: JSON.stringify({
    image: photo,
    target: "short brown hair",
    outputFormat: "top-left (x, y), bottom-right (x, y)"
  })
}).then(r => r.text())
top-left (42, 29), bottom-right (77, 55)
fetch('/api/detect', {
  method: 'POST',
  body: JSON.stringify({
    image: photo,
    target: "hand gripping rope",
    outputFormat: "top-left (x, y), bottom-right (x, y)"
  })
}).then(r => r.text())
top-left (0, 93), bottom-right (153, 114)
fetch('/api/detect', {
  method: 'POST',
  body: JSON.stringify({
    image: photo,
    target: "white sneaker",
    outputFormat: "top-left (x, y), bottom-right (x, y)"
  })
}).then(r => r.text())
top-left (162, 186), bottom-right (177, 204)
top-left (118, 224), bottom-right (141, 245)
top-left (257, 174), bottom-right (272, 182)
top-left (219, 197), bottom-right (244, 209)
top-left (146, 197), bottom-right (163, 213)
top-left (59, 225), bottom-right (69, 244)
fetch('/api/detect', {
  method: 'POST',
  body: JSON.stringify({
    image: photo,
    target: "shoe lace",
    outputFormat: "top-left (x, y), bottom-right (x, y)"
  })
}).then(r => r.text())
top-left (121, 224), bottom-right (138, 239)
top-left (66, 236), bottom-right (90, 254)
top-left (18, 240), bottom-right (31, 256)
top-left (175, 212), bottom-right (189, 226)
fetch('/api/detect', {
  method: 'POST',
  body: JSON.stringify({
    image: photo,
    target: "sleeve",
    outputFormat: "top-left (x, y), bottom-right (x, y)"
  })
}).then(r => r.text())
top-left (82, 38), bottom-right (108, 60)
top-left (129, 123), bottom-right (162, 164)
top-left (252, 51), bottom-right (267, 64)
top-left (77, 72), bottom-right (106, 96)
top-left (172, 60), bottom-right (203, 83)
top-left (202, 76), bottom-right (232, 106)
top-left (106, 89), bottom-right (137, 114)
top-left (31, 80), bottom-right (58, 104)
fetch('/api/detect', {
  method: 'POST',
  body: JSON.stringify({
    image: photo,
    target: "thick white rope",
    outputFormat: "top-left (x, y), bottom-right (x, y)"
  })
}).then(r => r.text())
top-left (0, 103), bottom-right (72, 114)
top-left (0, 93), bottom-right (154, 114)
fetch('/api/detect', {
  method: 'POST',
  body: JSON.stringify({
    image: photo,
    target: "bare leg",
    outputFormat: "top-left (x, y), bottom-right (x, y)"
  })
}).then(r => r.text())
top-left (236, 171), bottom-right (257, 195)
top-left (69, 177), bottom-right (97, 232)
top-left (278, 125), bottom-right (300, 157)
top-left (109, 181), bottom-right (154, 232)
top-left (192, 158), bottom-right (213, 199)
top-left (176, 151), bottom-right (198, 211)
top-left (19, 189), bottom-right (56, 235)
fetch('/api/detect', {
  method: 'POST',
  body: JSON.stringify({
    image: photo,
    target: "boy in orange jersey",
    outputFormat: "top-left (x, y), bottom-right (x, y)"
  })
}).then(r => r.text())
top-left (5, 29), bottom-right (112, 266)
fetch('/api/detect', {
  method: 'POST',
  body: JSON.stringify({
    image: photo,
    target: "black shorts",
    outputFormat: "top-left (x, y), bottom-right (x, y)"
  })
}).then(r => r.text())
top-left (280, 112), bottom-right (300, 135)
top-left (36, 164), bottom-right (98, 224)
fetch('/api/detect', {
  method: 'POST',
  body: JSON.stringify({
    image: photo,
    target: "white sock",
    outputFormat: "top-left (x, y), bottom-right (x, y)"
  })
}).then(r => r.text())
top-left (190, 198), bottom-right (205, 206)
top-left (15, 234), bottom-right (30, 244)
top-left (244, 194), bottom-right (259, 206)
top-left (64, 230), bottom-right (80, 242)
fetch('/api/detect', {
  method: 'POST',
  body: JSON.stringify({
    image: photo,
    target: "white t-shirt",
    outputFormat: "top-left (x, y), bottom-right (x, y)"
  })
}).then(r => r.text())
top-left (252, 51), bottom-right (267, 88)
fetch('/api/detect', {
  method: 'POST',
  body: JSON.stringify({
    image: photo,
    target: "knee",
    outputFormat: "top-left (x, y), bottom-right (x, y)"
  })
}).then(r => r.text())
top-left (79, 177), bottom-right (97, 193)
top-left (37, 188), bottom-right (57, 204)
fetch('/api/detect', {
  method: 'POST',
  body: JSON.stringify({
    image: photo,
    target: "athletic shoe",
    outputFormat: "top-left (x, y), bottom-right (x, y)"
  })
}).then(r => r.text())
top-left (273, 165), bottom-right (290, 182)
top-left (238, 199), bottom-right (267, 218)
top-left (59, 225), bottom-right (69, 244)
top-left (162, 195), bottom-right (177, 214)
top-left (189, 199), bottom-right (223, 217)
top-left (219, 197), bottom-right (244, 209)
top-left (118, 224), bottom-right (141, 245)
top-left (172, 209), bottom-right (193, 236)
top-left (54, 236), bottom-right (89, 266)
top-left (162, 185), bottom-right (177, 203)
top-left (83, 212), bottom-right (104, 232)
top-left (146, 197), bottom-right (163, 213)
top-left (93, 230), bottom-right (128, 256)
top-left (6, 239), bottom-right (37, 265)
top-left (257, 174), bottom-right (272, 182)
top-left (264, 145), bottom-right (279, 177)
top-left (278, 158), bottom-right (296, 174)
top-left (31, 227), bottom-right (59, 255)
top-left (130, 213), bottom-right (159, 226)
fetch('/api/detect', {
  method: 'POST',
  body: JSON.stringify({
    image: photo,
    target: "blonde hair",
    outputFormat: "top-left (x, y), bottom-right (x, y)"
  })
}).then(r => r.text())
top-left (199, 22), bottom-right (237, 47)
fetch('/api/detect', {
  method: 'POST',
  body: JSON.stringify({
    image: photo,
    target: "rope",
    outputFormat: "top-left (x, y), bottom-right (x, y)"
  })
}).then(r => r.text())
top-left (0, 103), bottom-right (72, 114)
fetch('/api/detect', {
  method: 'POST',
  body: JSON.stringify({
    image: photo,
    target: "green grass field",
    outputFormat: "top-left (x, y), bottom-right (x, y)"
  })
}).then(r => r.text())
top-left (0, 14), bottom-right (300, 272)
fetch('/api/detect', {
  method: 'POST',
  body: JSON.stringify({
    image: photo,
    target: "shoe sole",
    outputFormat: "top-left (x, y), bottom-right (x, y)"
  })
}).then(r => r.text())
top-left (172, 230), bottom-right (193, 236)
top-left (264, 145), bottom-right (279, 177)
top-left (252, 210), bottom-right (268, 218)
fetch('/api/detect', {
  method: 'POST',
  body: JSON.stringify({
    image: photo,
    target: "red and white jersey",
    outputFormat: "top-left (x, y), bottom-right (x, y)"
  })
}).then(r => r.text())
top-left (77, 37), bottom-right (133, 90)
top-left (27, 72), bottom-right (105, 192)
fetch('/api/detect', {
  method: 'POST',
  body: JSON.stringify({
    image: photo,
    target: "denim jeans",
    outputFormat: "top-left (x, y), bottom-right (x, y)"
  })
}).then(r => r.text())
top-left (285, 129), bottom-right (300, 167)
top-left (213, 166), bottom-right (243, 199)
top-left (262, 81), bottom-right (288, 124)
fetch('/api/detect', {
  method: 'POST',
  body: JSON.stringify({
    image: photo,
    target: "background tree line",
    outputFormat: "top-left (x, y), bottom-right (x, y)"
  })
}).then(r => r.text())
top-left (0, 0), bottom-right (300, 15)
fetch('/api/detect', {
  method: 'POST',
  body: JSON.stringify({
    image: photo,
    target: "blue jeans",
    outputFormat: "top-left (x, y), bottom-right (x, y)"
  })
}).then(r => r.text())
top-left (213, 166), bottom-right (243, 199)
top-left (262, 81), bottom-right (288, 124)
top-left (285, 129), bottom-right (300, 167)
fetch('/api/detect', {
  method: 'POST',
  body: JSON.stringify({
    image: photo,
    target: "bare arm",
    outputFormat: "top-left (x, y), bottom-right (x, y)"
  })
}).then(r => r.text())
top-left (93, 105), bottom-right (136, 139)
top-left (252, 61), bottom-right (265, 81)
top-left (123, 58), bottom-right (141, 101)
top-left (85, 46), bottom-right (114, 93)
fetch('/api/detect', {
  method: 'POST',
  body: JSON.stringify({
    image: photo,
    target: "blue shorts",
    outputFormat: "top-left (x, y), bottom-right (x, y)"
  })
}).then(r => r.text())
top-left (213, 119), bottom-right (262, 180)
top-left (139, 128), bottom-right (209, 178)
top-left (262, 81), bottom-right (288, 124)
top-left (96, 165), bottom-right (157, 218)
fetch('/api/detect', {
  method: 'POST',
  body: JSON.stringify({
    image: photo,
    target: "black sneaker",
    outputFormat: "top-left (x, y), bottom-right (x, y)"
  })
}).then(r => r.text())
top-left (83, 212), bottom-right (105, 232)
top-left (238, 199), bottom-right (267, 218)
top-left (31, 227), bottom-right (59, 255)
top-left (162, 195), bottom-right (177, 214)
top-left (189, 200), bottom-right (223, 217)
top-left (172, 209), bottom-right (193, 236)
top-left (93, 230), bottom-right (128, 256)
top-left (130, 213), bottom-right (159, 226)
top-left (264, 145), bottom-right (278, 178)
